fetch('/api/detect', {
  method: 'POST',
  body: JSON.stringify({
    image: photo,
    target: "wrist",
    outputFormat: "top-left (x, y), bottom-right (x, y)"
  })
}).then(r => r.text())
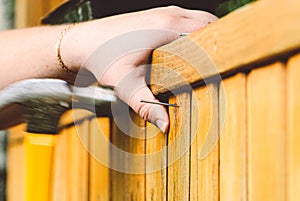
top-left (58, 22), bottom-right (88, 73)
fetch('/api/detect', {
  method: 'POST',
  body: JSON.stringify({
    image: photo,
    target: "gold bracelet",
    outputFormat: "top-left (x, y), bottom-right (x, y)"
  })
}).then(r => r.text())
top-left (55, 23), bottom-right (77, 75)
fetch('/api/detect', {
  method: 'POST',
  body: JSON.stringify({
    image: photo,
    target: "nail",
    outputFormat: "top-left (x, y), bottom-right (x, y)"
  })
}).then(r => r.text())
top-left (179, 33), bottom-right (190, 37)
top-left (140, 100), bottom-right (179, 107)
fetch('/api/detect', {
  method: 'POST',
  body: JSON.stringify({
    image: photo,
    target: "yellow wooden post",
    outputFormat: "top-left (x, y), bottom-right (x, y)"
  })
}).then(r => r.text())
top-left (14, 0), bottom-right (65, 28)
top-left (7, 124), bottom-right (26, 201)
top-left (247, 63), bottom-right (285, 201)
top-left (286, 53), bottom-right (300, 201)
top-left (168, 94), bottom-right (191, 201)
top-left (25, 133), bottom-right (56, 201)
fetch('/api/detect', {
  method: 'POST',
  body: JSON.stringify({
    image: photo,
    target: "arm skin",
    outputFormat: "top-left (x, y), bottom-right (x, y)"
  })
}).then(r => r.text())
top-left (0, 6), bottom-right (217, 133)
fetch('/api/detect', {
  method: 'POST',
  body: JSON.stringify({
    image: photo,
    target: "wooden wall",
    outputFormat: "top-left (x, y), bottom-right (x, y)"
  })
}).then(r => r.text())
top-left (8, 53), bottom-right (300, 201)
top-left (95, 52), bottom-right (300, 201)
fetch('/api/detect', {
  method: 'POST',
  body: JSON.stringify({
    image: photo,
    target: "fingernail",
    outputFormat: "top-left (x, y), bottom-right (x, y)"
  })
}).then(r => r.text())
top-left (155, 119), bottom-right (169, 134)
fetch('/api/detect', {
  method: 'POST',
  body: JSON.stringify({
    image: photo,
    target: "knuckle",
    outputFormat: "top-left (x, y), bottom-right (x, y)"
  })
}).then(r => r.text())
top-left (164, 15), bottom-right (178, 27)
top-left (158, 13), bottom-right (179, 29)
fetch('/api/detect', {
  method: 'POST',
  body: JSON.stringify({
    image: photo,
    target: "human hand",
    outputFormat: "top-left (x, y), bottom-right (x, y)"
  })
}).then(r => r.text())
top-left (69, 6), bottom-right (218, 133)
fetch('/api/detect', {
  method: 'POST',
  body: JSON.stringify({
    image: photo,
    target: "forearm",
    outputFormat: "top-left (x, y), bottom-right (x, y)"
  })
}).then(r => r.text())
top-left (0, 9), bottom-right (160, 89)
top-left (0, 25), bottom-right (68, 89)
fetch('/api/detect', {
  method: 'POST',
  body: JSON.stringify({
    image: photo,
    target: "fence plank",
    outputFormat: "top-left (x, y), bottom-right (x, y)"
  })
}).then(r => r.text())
top-left (127, 113), bottom-right (146, 201)
top-left (14, 0), bottom-right (65, 28)
top-left (52, 128), bottom-right (69, 201)
top-left (52, 120), bottom-right (89, 201)
top-left (110, 122), bottom-right (128, 201)
top-left (168, 93), bottom-right (190, 201)
top-left (110, 105), bottom-right (145, 201)
top-left (219, 74), bottom-right (247, 201)
top-left (89, 117), bottom-right (110, 201)
top-left (68, 121), bottom-right (89, 201)
top-left (247, 63), bottom-right (285, 201)
top-left (287, 53), bottom-right (300, 201)
top-left (7, 124), bottom-right (26, 201)
top-left (190, 84), bottom-right (219, 201)
top-left (145, 123), bottom-right (167, 201)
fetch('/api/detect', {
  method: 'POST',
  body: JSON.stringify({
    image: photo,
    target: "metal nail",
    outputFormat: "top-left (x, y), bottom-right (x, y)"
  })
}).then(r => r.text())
top-left (179, 33), bottom-right (190, 37)
top-left (140, 100), bottom-right (179, 107)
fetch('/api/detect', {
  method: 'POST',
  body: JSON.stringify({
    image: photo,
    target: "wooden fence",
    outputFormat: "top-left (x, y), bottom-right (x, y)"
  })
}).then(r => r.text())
top-left (6, 0), bottom-right (300, 200)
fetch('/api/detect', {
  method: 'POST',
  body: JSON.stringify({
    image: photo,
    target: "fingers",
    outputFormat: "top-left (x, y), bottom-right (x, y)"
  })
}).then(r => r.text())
top-left (128, 86), bottom-right (170, 134)
top-left (176, 17), bottom-right (216, 33)
top-left (180, 8), bottom-right (218, 22)
top-left (114, 66), bottom-right (169, 133)
top-left (153, 6), bottom-right (218, 34)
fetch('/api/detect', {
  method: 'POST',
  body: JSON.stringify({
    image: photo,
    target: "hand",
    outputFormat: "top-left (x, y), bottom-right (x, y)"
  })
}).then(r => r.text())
top-left (68, 6), bottom-right (218, 133)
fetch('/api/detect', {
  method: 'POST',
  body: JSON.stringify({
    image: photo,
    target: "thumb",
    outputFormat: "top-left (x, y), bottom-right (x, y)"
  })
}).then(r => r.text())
top-left (114, 67), bottom-right (169, 134)
top-left (130, 86), bottom-right (170, 134)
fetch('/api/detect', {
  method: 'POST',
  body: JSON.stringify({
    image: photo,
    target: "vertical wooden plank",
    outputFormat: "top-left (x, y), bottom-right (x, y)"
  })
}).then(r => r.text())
top-left (190, 84), bottom-right (219, 201)
top-left (52, 128), bottom-right (69, 201)
top-left (110, 122), bottom-right (127, 201)
top-left (68, 121), bottom-right (89, 201)
top-left (52, 120), bottom-right (89, 201)
top-left (89, 117), bottom-right (110, 201)
top-left (145, 123), bottom-right (167, 201)
top-left (287, 53), bottom-right (300, 201)
top-left (127, 113), bottom-right (145, 201)
top-left (15, 0), bottom-right (42, 28)
top-left (219, 74), bottom-right (247, 201)
top-left (247, 63), bottom-right (285, 201)
top-left (190, 105), bottom-right (198, 201)
top-left (110, 103), bottom-right (145, 201)
top-left (25, 133), bottom-right (56, 201)
top-left (14, 0), bottom-right (29, 28)
top-left (14, 0), bottom-right (65, 28)
top-left (7, 124), bottom-right (26, 201)
top-left (168, 93), bottom-right (190, 201)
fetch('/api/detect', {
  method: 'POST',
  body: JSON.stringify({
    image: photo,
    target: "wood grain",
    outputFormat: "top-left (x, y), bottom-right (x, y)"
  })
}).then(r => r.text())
top-left (127, 113), bottom-right (146, 201)
top-left (190, 84), bottom-right (219, 201)
top-left (110, 103), bottom-right (145, 201)
top-left (69, 120), bottom-right (89, 201)
top-left (89, 117), bottom-right (110, 201)
top-left (52, 120), bottom-right (89, 201)
top-left (168, 93), bottom-right (190, 201)
top-left (219, 74), bottom-right (247, 201)
top-left (286, 53), bottom-right (300, 201)
top-left (51, 128), bottom-right (69, 201)
top-left (110, 121), bottom-right (128, 201)
top-left (145, 123), bottom-right (167, 201)
top-left (151, 0), bottom-right (300, 94)
top-left (247, 63), bottom-right (285, 201)
top-left (7, 124), bottom-right (26, 201)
